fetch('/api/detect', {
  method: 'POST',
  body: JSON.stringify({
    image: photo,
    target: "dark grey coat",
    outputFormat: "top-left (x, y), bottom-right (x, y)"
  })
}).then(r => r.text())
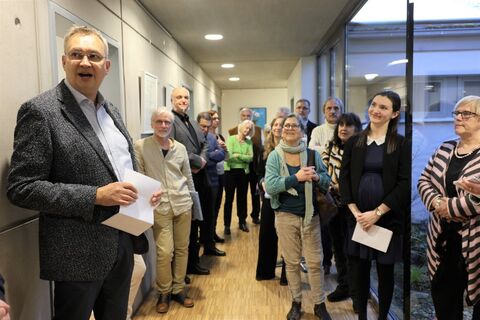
top-left (170, 113), bottom-right (208, 170)
top-left (7, 81), bottom-right (147, 282)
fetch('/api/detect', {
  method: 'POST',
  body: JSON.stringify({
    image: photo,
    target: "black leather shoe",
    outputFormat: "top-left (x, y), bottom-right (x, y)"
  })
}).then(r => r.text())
top-left (314, 302), bottom-right (331, 320)
top-left (239, 223), bottom-right (249, 232)
top-left (224, 226), bottom-right (231, 235)
top-left (252, 217), bottom-right (261, 224)
top-left (204, 247), bottom-right (226, 256)
top-left (352, 299), bottom-right (359, 314)
top-left (185, 275), bottom-right (191, 284)
top-left (327, 287), bottom-right (349, 302)
top-left (187, 264), bottom-right (210, 275)
top-left (287, 301), bottom-right (302, 320)
top-left (214, 234), bottom-right (225, 243)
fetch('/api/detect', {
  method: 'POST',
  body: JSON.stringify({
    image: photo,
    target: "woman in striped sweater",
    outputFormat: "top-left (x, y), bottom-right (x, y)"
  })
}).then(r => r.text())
top-left (418, 95), bottom-right (480, 320)
top-left (322, 113), bottom-right (362, 310)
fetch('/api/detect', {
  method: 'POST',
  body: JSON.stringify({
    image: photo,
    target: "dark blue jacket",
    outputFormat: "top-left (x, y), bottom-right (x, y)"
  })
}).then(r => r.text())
top-left (205, 133), bottom-right (226, 187)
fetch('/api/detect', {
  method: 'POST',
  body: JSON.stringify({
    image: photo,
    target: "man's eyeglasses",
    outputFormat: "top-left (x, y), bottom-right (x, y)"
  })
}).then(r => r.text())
top-left (283, 124), bottom-right (300, 129)
top-left (154, 120), bottom-right (172, 126)
top-left (67, 51), bottom-right (105, 63)
top-left (452, 111), bottom-right (479, 119)
top-left (212, 117), bottom-right (219, 120)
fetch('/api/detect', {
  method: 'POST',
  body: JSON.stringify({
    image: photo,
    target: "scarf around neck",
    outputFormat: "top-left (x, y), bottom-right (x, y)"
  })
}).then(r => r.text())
top-left (275, 139), bottom-right (314, 226)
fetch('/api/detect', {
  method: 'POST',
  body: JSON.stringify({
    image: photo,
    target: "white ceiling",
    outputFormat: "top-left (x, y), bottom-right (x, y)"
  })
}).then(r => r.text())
top-left (138, 0), bottom-right (359, 89)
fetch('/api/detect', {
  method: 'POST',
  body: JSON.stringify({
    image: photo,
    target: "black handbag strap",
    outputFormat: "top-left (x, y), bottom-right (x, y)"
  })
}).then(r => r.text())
top-left (307, 148), bottom-right (316, 168)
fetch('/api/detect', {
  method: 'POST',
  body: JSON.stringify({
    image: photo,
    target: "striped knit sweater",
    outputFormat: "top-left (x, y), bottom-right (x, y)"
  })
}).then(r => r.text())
top-left (418, 140), bottom-right (480, 305)
top-left (321, 142), bottom-right (343, 188)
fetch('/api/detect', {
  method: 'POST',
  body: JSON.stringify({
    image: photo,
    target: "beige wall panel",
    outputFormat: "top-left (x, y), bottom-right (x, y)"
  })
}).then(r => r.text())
top-left (0, 0), bottom-right (41, 227)
top-left (288, 59), bottom-right (302, 110)
top-left (122, 0), bottom-right (178, 60)
top-left (176, 46), bottom-right (195, 74)
top-left (0, 220), bottom-right (50, 320)
top-left (99, 0), bottom-right (121, 17)
top-left (122, 25), bottom-right (180, 139)
top-left (55, 0), bottom-right (121, 41)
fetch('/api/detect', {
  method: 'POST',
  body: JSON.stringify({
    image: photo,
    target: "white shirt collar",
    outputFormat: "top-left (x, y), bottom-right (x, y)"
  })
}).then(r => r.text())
top-left (64, 79), bottom-right (105, 108)
top-left (367, 135), bottom-right (386, 145)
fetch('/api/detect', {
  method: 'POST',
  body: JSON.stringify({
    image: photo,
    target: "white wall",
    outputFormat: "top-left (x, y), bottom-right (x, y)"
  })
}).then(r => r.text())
top-left (287, 56), bottom-right (319, 123)
top-left (221, 88), bottom-right (288, 136)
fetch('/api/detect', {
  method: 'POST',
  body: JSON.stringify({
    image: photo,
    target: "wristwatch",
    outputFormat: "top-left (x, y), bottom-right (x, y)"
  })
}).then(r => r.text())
top-left (374, 207), bottom-right (384, 216)
top-left (433, 197), bottom-right (442, 210)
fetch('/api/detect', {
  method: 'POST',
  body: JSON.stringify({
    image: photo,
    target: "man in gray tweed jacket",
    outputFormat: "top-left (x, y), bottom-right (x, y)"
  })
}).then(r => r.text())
top-left (7, 26), bottom-right (157, 320)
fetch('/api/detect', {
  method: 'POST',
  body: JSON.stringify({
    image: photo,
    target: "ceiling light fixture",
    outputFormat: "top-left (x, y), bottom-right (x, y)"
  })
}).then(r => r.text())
top-left (204, 34), bottom-right (223, 40)
top-left (229, 77), bottom-right (240, 81)
top-left (387, 59), bottom-right (408, 66)
top-left (221, 63), bottom-right (235, 69)
top-left (364, 73), bottom-right (379, 81)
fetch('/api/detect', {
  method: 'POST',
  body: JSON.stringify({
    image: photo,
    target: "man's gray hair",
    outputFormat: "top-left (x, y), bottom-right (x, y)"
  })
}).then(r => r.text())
top-left (151, 106), bottom-right (174, 123)
top-left (323, 97), bottom-right (344, 112)
top-left (64, 25), bottom-right (109, 58)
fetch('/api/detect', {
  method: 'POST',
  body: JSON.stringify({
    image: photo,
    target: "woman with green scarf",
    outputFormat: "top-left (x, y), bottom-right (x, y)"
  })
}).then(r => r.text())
top-left (265, 114), bottom-right (332, 320)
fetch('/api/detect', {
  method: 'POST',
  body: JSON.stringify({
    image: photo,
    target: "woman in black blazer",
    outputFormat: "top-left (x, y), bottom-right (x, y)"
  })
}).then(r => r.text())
top-left (339, 91), bottom-right (409, 320)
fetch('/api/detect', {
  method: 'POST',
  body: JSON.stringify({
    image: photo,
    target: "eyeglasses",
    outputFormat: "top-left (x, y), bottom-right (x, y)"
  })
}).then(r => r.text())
top-left (452, 111), bottom-right (479, 119)
top-left (154, 120), bottom-right (172, 126)
top-left (283, 124), bottom-right (300, 129)
top-left (212, 117), bottom-right (219, 120)
top-left (67, 51), bottom-right (105, 63)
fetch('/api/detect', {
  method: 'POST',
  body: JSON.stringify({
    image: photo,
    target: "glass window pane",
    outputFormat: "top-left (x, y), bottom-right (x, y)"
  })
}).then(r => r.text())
top-left (345, 0), bottom-right (407, 318)
top-left (411, 2), bottom-right (480, 320)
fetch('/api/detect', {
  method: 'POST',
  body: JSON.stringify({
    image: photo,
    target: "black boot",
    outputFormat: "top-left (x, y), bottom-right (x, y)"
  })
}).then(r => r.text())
top-left (286, 301), bottom-right (301, 320)
top-left (314, 302), bottom-right (331, 320)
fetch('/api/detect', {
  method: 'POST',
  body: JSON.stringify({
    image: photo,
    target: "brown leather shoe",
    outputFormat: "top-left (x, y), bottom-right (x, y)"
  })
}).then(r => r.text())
top-left (156, 293), bottom-right (171, 313)
top-left (171, 291), bottom-right (194, 308)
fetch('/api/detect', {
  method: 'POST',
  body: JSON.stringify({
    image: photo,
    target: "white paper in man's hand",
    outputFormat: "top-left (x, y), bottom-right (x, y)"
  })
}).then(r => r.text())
top-left (102, 169), bottom-right (161, 236)
top-left (352, 222), bottom-right (393, 253)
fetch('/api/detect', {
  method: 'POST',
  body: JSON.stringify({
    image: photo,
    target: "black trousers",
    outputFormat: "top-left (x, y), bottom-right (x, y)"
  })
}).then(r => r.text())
top-left (248, 165), bottom-right (261, 220)
top-left (53, 232), bottom-right (133, 320)
top-left (200, 185), bottom-right (218, 250)
top-left (431, 233), bottom-right (480, 320)
top-left (213, 174), bottom-right (224, 232)
top-left (255, 197), bottom-right (278, 279)
top-left (321, 223), bottom-right (333, 267)
top-left (200, 187), bottom-right (218, 249)
top-left (187, 172), bottom-right (207, 269)
top-left (356, 258), bottom-right (394, 320)
top-left (328, 207), bottom-right (349, 292)
top-left (224, 169), bottom-right (249, 227)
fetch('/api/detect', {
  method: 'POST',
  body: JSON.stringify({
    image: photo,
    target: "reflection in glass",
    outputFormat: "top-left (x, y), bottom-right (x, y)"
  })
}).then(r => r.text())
top-left (411, 2), bottom-right (480, 319)
top-left (345, 0), bottom-right (407, 319)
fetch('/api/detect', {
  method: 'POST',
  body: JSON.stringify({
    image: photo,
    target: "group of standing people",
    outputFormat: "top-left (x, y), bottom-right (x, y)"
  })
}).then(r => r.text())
top-left (5, 23), bottom-right (480, 320)
top-left (256, 93), bottom-right (409, 320)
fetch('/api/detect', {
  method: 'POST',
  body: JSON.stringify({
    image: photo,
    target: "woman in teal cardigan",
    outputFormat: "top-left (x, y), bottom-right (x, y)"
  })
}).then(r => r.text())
top-left (223, 120), bottom-right (254, 234)
top-left (265, 114), bottom-right (332, 320)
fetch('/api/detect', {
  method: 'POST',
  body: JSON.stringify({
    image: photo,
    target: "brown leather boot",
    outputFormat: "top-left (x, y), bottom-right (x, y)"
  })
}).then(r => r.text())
top-left (171, 290), bottom-right (194, 308)
top-left (156, 293), bottom-right (171, 313)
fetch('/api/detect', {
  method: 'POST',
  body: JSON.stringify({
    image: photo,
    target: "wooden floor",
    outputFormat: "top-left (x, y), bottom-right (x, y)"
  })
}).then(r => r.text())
top-left (133, 195), bottom-right (378, 320)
